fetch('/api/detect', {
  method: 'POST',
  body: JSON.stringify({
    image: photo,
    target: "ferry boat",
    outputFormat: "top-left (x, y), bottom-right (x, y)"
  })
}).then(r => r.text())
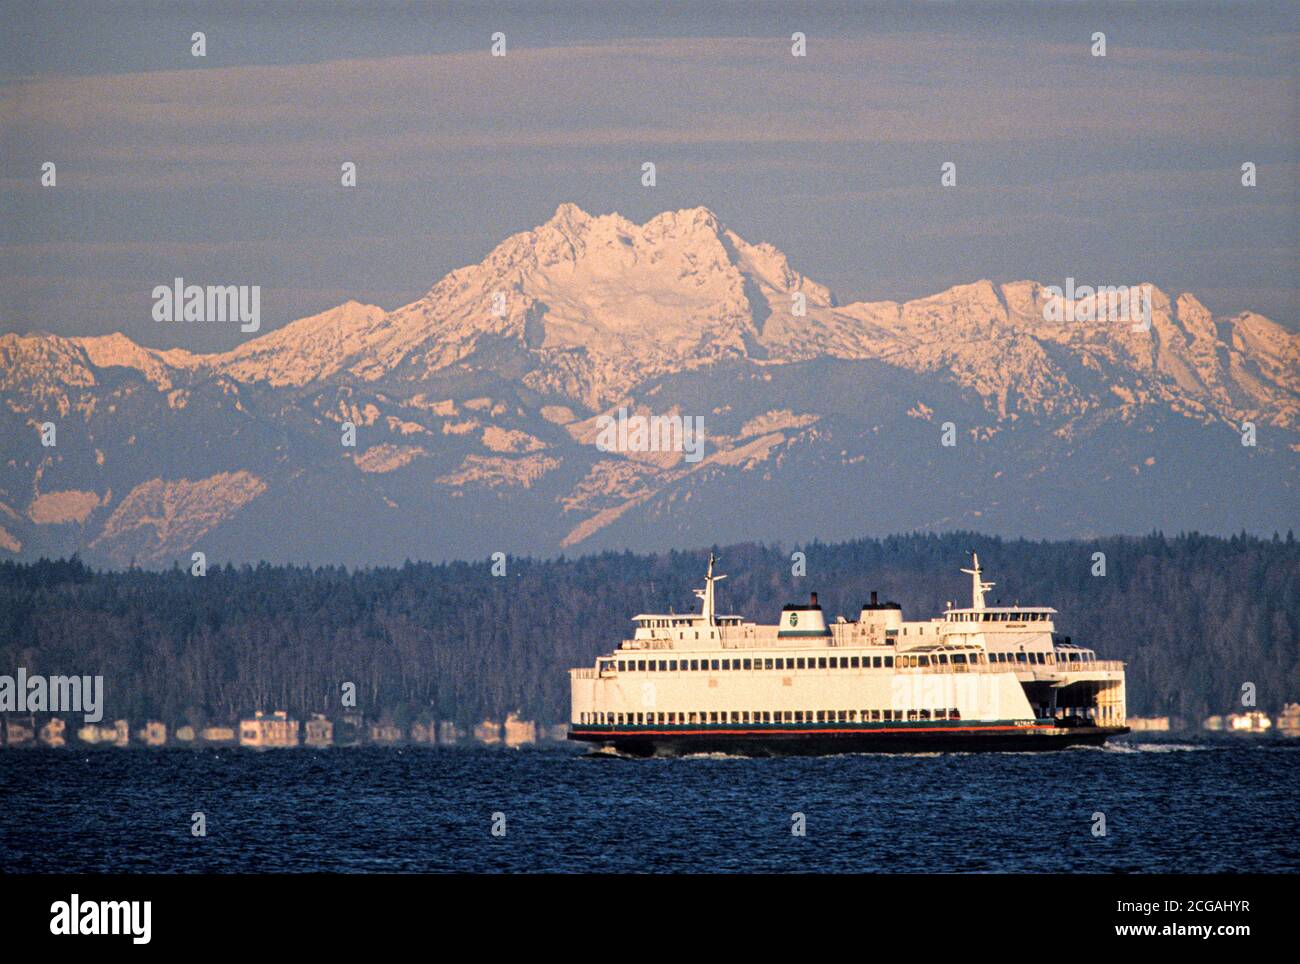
top-left (568, 553), bottom-right (1128, 756)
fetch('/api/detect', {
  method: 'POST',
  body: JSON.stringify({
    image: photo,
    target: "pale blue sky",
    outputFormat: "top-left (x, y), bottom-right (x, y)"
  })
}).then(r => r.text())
top-left (2, 0), bottom-right (1296, 352)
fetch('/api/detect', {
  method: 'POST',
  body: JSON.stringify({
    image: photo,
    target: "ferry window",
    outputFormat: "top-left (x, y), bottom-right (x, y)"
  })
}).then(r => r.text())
top-left (761, 712), bottom-right (771, 723)
top-left (818, 658), bottom-right (827, 669)
top-left (764, 658), bottom-right (774, 670)
top-left (935, 709), bottom-right (946, 720)
top-left (743, 659), bottom-right (753, 670)
top-left (795, 711), bottom-right (804, 723)
top-left (918, 656), bottom-right (930, 667)
top-left (669, 660), bottom-right (678, 671)
top-left (742, 711), bottom-right (750, 723)
top-left (938, 654), bottom-right (949, 665)
top-left (951, 708), bottom-right (961, 720)
top-left (617, 661), bottom-right (626, 672)
top-left (689, 660), bottom-right (699, 671)
top-left (711, 659), bottom-right (720, 671)
top-left (730, 712), bottom-right (739, 723)
top-left (636, 660), bottom-right (645, 671)
top-left (796, 658), bottom-right (806, 669)
top-left (849, 710), bottom-right (858, 722)
top-left (952, 653), bottom-right (967, 664)
top-left (851, 657), bottom-right (860, 668)
top-left (709, 712), bottom-right (718, 723)
top-left (884, 657), bottom-right (893, 667)
top-left (1016, 653), bottom-right (1027, 663)
top-left (694, 632), bottom-right (699, 640)
top-left (920, 710), bottom-right (930, 720)
top-left (873, 710), bottom-right (882, 722)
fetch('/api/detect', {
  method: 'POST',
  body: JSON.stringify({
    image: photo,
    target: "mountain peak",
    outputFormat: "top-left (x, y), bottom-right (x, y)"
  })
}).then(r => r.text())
top-left (545, 202), bottom-right (594, 235)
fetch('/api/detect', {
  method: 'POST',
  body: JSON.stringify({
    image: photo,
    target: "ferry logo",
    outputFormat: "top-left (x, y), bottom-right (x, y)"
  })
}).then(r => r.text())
top-left (49, 894), bottom-right (151, 944)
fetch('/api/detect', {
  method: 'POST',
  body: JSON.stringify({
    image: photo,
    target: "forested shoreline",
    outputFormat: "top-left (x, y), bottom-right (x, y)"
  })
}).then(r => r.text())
top-left (1, 531), bottom-right (1296, 728)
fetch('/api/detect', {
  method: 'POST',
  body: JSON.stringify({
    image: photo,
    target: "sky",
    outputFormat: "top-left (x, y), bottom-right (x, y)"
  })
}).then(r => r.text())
top-left (1, 0), bottom-right (1296, 353)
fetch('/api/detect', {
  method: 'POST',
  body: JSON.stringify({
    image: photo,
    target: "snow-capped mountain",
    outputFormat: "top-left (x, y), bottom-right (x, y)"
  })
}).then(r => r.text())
top-left (2, 204), bottom-right (1296, 567)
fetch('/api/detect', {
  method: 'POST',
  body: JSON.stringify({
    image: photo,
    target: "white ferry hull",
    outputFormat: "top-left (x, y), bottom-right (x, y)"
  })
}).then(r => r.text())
top-left (568, 721), bottom-right (1129, 756)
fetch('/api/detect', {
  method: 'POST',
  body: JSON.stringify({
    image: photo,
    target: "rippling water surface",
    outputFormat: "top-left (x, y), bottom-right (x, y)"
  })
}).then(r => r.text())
top-left (3, 737), bottom-right (1297, 873)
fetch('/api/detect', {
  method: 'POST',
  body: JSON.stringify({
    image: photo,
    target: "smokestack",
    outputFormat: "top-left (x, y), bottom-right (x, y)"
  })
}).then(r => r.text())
top-left (871, 591), bottom-right (878, 606)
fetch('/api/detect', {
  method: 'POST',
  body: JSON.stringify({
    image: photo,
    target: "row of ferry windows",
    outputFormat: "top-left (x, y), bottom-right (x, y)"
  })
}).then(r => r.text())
top-left (609, 655), bottom-right (898, 672)
top-left (950, 612), bottom-right (1051, 622)
top-left (580, 709), bottom-right (963, 725)
top-left (604, 651), bottom-right (1093, 673)
top-left (607, 653), bottom-right (993, 673)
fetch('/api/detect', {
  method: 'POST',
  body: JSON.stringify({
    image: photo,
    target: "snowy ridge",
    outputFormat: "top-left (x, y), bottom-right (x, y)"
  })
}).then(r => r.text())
top-left (1, 204), bottom-right (1295, 565)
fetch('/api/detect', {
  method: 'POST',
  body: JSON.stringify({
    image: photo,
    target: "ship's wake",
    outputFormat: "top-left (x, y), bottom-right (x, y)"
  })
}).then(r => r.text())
top-left (1101, 741), bottom-right (1212, 753)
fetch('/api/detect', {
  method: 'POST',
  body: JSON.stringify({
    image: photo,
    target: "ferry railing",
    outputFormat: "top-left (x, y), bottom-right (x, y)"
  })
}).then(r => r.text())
top-left (575, 660), bottom-right (1122, 678)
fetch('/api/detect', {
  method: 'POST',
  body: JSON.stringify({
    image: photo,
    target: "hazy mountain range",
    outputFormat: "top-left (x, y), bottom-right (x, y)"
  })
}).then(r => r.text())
top-left (2, 204), bottom-right (1296, 567)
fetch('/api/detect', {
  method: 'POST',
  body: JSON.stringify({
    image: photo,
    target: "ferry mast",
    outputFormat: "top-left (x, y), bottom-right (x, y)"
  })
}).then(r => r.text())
top-left (961, 552), bottom-right (996, 610)
top-left (693, 552), bottom-right (726, 627)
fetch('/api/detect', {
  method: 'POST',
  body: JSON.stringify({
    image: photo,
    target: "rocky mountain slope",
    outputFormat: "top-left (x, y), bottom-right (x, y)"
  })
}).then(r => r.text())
top-left (2, 204), bottom-right (1295, 567)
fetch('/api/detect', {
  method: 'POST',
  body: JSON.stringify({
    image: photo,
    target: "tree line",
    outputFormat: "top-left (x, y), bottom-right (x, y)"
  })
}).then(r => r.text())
top-left (0, 531), bottom-right (1295, 727)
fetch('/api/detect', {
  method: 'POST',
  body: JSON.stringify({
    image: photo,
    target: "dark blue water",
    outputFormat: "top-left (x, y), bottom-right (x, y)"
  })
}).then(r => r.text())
top-left (2, 738), bottom-right (1297, 873)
